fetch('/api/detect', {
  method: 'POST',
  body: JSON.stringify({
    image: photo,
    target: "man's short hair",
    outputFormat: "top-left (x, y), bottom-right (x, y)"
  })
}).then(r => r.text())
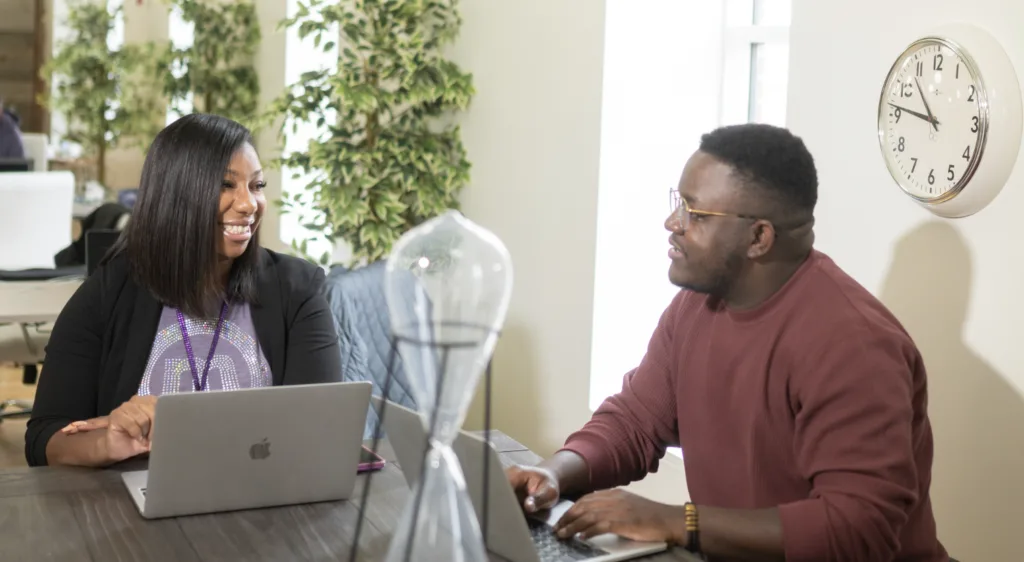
top-left (699, 123), bottom-right (818, 216)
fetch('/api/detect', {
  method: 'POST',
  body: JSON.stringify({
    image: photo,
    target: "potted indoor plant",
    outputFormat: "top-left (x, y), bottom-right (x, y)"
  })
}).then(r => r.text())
top-left (267, 0), bottom-right (475, 266)
top-left (159, 0), bottom-right (262, 127)
top-left (40, 0), bottom-right (162, 189)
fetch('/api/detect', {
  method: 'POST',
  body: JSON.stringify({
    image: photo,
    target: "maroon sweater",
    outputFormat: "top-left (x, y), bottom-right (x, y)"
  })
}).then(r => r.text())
top-left (563, 250), bottom-right (947, 562)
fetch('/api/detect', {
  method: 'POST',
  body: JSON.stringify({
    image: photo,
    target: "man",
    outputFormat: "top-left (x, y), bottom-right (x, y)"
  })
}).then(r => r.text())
top-left (0, 97), bottom-right (26, 159)
top-left (507, 124), bottom-right (949, 562)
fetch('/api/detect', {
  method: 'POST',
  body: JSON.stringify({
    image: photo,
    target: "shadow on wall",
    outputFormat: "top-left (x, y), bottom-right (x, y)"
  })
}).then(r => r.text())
top-left (464, 320), bottom-right (553, 453)
top-left (879, 220), bottom-right (1024, 562)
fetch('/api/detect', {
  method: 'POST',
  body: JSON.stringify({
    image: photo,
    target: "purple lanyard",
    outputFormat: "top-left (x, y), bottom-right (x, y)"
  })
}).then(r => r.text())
top-left (176, 302), bottom-right (229, 392)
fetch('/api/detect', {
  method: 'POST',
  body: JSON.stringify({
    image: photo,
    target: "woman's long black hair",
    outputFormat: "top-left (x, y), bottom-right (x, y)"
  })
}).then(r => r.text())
top-left (106, 113), bottom-right (261, 317)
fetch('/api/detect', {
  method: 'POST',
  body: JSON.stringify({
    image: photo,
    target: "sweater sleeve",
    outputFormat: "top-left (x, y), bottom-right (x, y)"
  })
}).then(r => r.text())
top-left (778, 324), bottom-right (921, 562)
top-left (560, 293), bottom-right (682, 491)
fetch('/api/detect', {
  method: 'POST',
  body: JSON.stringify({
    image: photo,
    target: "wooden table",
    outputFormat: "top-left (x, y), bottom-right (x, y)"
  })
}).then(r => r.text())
top-left (0, 431), bottom-right (698, 561)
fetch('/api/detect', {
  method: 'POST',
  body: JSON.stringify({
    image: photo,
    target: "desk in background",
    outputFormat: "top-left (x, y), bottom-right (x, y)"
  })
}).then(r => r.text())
top-left (0, 278), bottom-right (81, 324)
top-left (0, 431), bottom-right (699, 562)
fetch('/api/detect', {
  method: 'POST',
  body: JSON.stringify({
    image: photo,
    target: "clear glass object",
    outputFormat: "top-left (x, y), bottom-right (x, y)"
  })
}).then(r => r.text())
top-left (383, 210), bottom-right (514, 562)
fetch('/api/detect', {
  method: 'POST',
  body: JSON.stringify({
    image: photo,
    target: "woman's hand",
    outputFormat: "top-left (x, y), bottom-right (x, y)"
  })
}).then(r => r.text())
top-left (101, 395), bottom-right (158, 463)
top-left (47, 395), bottom-right (159, 467)
top-left (61, 416), bottom-right (110, 435)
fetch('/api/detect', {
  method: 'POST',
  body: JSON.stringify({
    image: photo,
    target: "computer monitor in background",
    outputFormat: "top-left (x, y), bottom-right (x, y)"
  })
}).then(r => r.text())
top-left (0, 159), bottom-right (32, 172)
top-left (0, 171), bottom-right (74, 270)
top-left (85, 229), bottom-right (120, 276)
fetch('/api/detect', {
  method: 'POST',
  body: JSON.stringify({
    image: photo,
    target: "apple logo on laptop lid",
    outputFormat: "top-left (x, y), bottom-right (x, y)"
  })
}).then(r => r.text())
top-left (249, 438), bottom-right (271, 460)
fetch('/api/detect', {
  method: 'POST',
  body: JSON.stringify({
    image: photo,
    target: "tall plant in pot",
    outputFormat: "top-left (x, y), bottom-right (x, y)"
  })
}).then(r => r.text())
top-left (268, 0), bottom-right (475, 266)
top-left (160, 0), bottom-right (262, 127)
top-left (41, 0), bottom-right (161, 187)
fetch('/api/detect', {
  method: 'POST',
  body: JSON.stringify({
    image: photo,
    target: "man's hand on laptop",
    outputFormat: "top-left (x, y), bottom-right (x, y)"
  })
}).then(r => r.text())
top-left (553, 489), bottom-right (685, 545)
top-left (507, 464), bottom-right (560, 513)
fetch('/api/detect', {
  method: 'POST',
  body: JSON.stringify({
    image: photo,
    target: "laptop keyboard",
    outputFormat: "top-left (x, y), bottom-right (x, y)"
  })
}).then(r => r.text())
top-left (527, 518), bottom-right (609, 561)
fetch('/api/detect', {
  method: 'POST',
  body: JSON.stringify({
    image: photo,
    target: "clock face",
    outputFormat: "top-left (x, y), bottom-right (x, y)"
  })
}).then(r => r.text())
top-left (878, 38), bottom-right (986, 202)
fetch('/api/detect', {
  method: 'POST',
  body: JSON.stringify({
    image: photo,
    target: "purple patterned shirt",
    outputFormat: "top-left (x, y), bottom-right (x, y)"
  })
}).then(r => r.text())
top-left (138, 303), bottom-right (271, 396)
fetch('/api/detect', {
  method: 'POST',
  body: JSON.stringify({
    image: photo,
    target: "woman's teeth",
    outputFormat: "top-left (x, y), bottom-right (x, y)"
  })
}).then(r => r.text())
top-left (225, 224), bottom-right (249, 235)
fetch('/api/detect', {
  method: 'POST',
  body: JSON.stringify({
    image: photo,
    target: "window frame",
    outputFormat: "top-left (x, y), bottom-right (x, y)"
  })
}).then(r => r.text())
top-left (719, 0), bottom-right (791, 126)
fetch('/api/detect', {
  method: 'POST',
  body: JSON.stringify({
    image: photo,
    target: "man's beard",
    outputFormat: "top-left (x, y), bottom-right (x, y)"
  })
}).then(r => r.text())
top-left (673, 249), bottom-right (744, 298)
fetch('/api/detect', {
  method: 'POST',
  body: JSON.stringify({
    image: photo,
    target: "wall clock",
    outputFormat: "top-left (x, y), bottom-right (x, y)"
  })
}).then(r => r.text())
top-left (877, 23), bottom-right (1023, 218)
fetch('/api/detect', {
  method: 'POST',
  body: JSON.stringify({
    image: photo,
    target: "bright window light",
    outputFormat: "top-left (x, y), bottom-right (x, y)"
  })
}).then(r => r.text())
top-left (590, 0), bottom-right (791, 461)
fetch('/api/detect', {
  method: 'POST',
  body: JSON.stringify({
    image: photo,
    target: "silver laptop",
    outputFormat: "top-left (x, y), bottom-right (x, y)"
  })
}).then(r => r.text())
top-left (122, 381), bottom-right (372, 519)
top-left (371, 397), bottom-right (668, 562)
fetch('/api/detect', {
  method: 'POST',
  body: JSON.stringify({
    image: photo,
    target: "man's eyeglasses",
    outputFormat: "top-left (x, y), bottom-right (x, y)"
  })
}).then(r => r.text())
top-left (669, 189), bottom-right (761, 230)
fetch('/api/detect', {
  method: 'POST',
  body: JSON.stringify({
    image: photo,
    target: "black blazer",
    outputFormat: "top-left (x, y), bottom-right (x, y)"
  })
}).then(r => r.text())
top-left (25, 248), bottom-right (342, 466)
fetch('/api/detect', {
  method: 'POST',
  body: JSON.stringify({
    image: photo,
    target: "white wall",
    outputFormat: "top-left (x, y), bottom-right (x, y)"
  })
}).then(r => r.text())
top-left (789, 1), bottom-right (1024, 559)
top-left (450, 0), bottom-right (606, 460)
top-left (449, 0), bottom-right (698, 507)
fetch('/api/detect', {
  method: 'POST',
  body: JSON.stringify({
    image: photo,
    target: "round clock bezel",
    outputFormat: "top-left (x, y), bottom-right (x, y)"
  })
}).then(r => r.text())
top-left (877, 35), bottom-right (990, 205)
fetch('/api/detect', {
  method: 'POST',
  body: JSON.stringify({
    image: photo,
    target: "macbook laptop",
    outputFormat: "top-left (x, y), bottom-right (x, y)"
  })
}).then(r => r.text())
top-left (122, 381), bottom-right (372, 519)
top-left (371, 397), bottom-right (668, 562)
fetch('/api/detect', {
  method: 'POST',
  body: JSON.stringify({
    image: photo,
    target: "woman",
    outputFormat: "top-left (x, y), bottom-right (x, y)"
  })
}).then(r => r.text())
top-left (26, 114), bottom-right (342, 467)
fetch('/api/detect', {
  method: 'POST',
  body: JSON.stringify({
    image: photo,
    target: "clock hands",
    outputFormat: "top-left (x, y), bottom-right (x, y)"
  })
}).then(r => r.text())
top-left (914, 76), bottom-right (940, 132)
top-left (888, 102), bottom-right (940, 128)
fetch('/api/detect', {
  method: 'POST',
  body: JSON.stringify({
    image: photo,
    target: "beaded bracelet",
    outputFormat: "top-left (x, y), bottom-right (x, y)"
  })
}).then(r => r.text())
top-left (684, 502), bottom-right (702, 555)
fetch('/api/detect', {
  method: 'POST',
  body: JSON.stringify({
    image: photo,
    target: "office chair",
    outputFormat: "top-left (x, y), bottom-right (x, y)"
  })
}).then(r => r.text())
top-left (0, 331), bottom-right (40, 420)
top-left (0, 228), bottom-right (121, 422)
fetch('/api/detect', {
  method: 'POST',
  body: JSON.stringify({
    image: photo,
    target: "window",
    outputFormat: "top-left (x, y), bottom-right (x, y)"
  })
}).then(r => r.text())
top-left (589, 1), bottom-right (792, 461)
top-left (166, 4), bottom-right (195, 125)
top-left (589, 2), bottom-right (726, 459)
top-left (49, 0), bottom-right (126, 144)
top-left (279, 0), bottom-right (338, 259)
top-left (719, 0), bottom-right (791, 126)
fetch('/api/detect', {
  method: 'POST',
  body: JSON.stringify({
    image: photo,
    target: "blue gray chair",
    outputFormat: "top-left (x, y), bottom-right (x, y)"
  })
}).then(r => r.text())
top-left (323, 261), bottom-right (419, 438)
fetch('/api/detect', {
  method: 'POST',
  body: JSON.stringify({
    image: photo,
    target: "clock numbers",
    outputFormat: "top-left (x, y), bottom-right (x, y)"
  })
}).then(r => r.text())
top-left (881, 41), bottom-right (983, 201)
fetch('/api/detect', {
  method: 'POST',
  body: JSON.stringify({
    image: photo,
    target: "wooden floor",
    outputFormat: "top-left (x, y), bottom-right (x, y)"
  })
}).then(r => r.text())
top-left (0, 365), bottom-right (34, 468)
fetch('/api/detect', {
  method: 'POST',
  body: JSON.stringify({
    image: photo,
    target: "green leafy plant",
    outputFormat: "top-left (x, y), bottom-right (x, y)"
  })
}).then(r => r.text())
top-left (268, 0), bottom-right (475, 266)
top-left (40, 0), bottom-right (162, 186)
top-left (162, 0), bottom-right (262, 128)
